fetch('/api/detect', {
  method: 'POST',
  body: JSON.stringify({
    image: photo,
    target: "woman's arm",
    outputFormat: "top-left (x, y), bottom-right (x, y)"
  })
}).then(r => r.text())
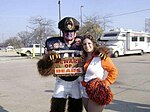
top-left (101, 57), bottom-right (118, 86)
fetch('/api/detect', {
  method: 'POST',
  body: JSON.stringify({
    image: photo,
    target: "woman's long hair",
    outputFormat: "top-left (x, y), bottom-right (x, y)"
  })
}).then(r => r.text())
top-left (81, 34), bottom-right (110, 58)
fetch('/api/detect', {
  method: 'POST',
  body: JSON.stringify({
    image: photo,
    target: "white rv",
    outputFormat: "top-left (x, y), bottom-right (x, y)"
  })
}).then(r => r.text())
top-left (99, 28), bottom-right (150, 58)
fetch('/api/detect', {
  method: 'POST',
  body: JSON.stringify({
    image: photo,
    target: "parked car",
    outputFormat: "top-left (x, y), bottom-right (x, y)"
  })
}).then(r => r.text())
top-left (17, 44), bottom-right (44, 56)
top-left (5, 46), bottom-right (14, 52)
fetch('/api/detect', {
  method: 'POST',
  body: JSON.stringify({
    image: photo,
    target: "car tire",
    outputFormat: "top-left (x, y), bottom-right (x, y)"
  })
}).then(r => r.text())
top-left (113, 51), bottom-right (119, 58)
top-left (26, 51), bottom-right (31, 56)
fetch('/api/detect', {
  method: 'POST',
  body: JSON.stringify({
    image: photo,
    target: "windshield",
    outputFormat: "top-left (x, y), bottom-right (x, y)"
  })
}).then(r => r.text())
top-left (103, 32), bottom-right (119, 37)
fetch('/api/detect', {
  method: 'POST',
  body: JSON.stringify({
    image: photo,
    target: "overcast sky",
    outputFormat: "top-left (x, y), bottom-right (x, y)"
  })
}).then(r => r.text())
top-left (0, 0), bottom-right (150, 42)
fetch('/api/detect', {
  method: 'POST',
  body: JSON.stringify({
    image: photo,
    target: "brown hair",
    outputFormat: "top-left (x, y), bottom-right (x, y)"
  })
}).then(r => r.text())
top-left (81, 34), bottom-right (110, 58)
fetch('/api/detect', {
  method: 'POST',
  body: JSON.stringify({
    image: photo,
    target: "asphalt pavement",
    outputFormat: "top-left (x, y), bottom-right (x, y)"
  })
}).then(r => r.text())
top-left (0, 51), bottom-right (150, 112)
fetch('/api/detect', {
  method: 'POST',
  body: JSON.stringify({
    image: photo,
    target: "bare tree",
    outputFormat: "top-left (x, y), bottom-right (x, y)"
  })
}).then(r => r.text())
top-left (16, 16), bottom-right (57, 48)
top-left (78, 15), bottom-right (103, 40)
top-left (78, 14), bottom-right (112, 40)
top-left (1, 16), bottom-right (57, 48)
top-left (28, 16), bottom-right (56, 45)
top-left (17, 31), bottom-right (32, 47)
top-left (101, 15), bottom-right (113, 31)
top-left (3, 37), bottom-right (22, 48)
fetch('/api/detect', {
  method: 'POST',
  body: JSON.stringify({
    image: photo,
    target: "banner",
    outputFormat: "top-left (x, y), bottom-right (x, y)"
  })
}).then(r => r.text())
top-left (53, 57), bottom-right (84, 77)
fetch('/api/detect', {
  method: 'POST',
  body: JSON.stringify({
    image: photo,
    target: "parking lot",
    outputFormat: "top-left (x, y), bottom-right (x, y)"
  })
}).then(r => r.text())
top-left (0, 51), bottom-right (150, 112)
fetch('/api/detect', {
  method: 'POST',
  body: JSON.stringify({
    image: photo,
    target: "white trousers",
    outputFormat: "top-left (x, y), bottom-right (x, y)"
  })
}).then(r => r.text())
top-left (53, 77), bottom-right (82, 99)
top-left (82, 86), bottom-right (89, 98)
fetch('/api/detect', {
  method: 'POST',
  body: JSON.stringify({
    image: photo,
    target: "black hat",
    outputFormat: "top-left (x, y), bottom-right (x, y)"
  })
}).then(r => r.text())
top-left (58, 17), bottom-right (80, 32)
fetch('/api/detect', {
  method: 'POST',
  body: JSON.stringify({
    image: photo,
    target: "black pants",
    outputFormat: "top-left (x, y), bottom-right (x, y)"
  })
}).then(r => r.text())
top-left (50, 97), bottom-right (83, 112)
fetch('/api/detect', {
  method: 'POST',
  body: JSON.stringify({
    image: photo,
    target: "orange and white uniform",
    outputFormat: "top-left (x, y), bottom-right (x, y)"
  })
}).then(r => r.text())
top-left (82, 55), bottom-right (118, 98)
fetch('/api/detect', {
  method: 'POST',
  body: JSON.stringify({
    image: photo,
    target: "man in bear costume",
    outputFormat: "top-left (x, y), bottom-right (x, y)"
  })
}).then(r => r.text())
top-left (37, 17), bottom-right (110, 112)
top-left (37, 17), bottom-right (83, 112)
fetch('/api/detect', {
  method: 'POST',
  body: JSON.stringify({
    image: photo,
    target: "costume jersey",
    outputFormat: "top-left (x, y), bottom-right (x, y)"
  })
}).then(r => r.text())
top-left (82, 55), bottom-right (118, 98)
top-left (45, 36), bottom-right (81, 81)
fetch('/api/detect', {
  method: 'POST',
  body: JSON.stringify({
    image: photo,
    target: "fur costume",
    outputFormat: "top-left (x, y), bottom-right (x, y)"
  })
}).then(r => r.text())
top-left (50, 97), bottom-right (66, 112)
top-left (37, 17), bottom-right (111, 112)
top-left (37, 17), bottom-right (84, 112)
top-left (50, 97), bottom-right (83, 112)
top-left (37, 51), bottom-right (61, 76)
top-left (68, 97), bottom-right (83, 112)
top-left (98, 46), bottom-right (111, 59)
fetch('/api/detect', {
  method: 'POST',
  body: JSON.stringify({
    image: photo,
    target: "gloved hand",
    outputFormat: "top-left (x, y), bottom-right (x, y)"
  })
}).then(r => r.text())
top-left (49, 51), bottom-right (61, 63)
top-left (98, 46), bottom-right (110, 60)
top-left (37, 54), bottom-right (53, 76)
top-left (37, 51), bottom-right (61, 76)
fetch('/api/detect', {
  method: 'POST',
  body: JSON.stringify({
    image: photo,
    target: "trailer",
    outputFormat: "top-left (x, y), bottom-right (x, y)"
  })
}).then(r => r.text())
top-left (98, 28), bottom-right (150, 58)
